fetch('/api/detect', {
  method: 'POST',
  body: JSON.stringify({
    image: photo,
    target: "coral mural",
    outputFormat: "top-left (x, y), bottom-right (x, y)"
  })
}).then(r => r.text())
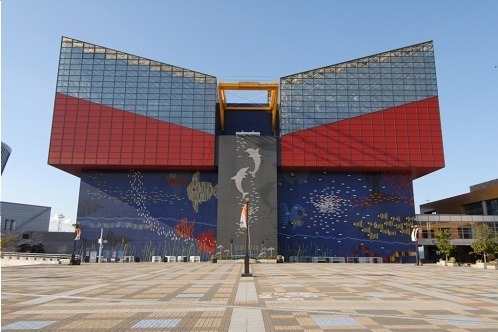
top-left (278, 171), bottom-right (416, 262)
top-left (77, 170), bottom-right (218, 261)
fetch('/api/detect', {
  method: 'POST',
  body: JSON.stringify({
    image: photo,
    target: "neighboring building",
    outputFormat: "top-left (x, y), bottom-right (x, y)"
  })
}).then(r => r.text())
top-left (17, 231), bottom-right (75, 254)
top-left (1, 146), bottom-right (58, 252)
top-left (1, 142), bottom-right (12, 174)
top-left (0, 202), bottom-right (51, 234)
top-left (0, 202), bottom-right (73, 254)
top-left (420, 179), bottom-right (498, 215)
top-left (417, 179), bottom-right (498, 262)
top-left (48, 37), bottom-right (444, 262)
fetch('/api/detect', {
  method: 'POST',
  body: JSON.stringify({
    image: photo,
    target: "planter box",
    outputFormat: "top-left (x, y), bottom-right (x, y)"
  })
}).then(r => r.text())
top-left (446, 262), bottom-right (458, 266)
top-left (486, 264), bottom-right (497, 270)
top-left (471, 262), bottom-right (487, 269)
top-left (437, 261), bottom-right (447, 266)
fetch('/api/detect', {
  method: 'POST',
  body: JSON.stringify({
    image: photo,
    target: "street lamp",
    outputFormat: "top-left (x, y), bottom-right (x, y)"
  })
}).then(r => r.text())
top-left (241, 196), bottom-right (252, 277)
top-left (58, 213), bottom-right (65, 232)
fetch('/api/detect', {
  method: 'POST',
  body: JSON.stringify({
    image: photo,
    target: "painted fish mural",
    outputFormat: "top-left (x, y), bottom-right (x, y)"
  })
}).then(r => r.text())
top-left (196, 229), bottom-right (216, 253)
top-left (289, 204), bottom-right (306, 229)
top-left (309, 191), bottom-right (348, 216)
top-left (187, 171), bottom-right (217, 212)
top-left (174, 217), bottom-right (195, 239)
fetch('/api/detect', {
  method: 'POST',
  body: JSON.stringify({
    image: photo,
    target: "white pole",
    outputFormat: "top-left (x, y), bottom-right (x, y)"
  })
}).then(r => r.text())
top-left (98, 228), bottom-right (103, 263)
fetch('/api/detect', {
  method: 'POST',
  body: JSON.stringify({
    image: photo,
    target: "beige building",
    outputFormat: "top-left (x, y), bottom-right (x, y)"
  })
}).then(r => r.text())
top-left (416, 179), bottom-right (498, 263)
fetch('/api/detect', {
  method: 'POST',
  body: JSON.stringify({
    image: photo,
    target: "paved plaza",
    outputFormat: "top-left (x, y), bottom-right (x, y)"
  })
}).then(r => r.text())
top-left (1, 261), bottom-right (498, 331)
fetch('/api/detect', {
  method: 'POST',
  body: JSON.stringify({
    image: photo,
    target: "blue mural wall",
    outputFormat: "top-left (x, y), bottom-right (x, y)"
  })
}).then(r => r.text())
top-left (77, 170), bottom-right (218, 261)
top-left (221, 110), bottom-right (274, 136)
top-left (278, 171), bottom-right (416, 262)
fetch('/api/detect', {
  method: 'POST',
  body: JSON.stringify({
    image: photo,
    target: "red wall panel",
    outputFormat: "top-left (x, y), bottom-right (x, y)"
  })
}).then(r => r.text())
top-left (48, 93), bottom-right (215, 175)
top-left (281, 97), bottom-right (445, 178)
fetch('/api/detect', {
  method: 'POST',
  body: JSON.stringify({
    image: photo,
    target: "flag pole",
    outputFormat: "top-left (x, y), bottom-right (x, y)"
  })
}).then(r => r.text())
top-left (241, 196), bottom-right (252, 277)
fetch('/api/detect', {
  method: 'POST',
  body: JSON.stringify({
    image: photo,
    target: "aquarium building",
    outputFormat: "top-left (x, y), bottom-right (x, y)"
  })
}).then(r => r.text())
top-left (49, 37), bottom-right (444, 261)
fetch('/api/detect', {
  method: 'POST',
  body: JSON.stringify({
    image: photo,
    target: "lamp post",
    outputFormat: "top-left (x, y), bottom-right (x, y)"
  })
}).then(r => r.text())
top-left (241, 196), bottom-right (252, 277)
top-left (58, 213), bottom-right (65, 232)
top-left (415, 230), bottom-right (419, 266)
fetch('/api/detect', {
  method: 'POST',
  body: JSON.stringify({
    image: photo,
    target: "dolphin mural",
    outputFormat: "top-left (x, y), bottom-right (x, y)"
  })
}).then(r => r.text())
top-left (245, 148), bottom-right (261, 178)
top-left (231, 167), bottom-right (249, 198)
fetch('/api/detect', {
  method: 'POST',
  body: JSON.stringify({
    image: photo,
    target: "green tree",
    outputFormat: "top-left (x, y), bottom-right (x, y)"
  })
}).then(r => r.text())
top-left (0, 232), bottom-right (19, 252)
top-left (470, 223), bottom-right (498, 263)
top-left (434, 228), bottom-right (456, 262)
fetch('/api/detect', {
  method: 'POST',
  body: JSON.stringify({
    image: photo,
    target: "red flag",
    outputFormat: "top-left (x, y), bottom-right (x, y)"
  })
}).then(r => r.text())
top-left (411, 227), bottom-right (419, 242)
top-left (75, 226), bottom-right (81, 240)
top-left (240, 203), bottom-right (248, 229)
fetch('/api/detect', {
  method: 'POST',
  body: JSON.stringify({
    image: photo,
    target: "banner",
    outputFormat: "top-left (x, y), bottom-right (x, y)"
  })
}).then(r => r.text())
top-left (240, 203), bottom-right (248, 229)
top-left (75, 226), bottom-right (81, 240)
top-left (411, 227), bottom-right (419, 242)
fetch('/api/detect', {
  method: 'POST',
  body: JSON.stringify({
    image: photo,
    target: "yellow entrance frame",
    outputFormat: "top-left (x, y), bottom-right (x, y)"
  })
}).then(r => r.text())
top-left (218, 82), bottom-right (279, 132)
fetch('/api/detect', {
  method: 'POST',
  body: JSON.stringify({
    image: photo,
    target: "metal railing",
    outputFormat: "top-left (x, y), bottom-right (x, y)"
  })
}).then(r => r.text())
top-left (289, 256), bottom-right (382, 263)
top-left (1, 252), bottom-right (73, 261)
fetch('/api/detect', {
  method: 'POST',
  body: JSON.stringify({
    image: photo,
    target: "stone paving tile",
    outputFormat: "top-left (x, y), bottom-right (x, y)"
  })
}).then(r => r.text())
top-left (2, 262), bottom-right (498, 331)
top-left (2, 320), bottom-right (58, 330)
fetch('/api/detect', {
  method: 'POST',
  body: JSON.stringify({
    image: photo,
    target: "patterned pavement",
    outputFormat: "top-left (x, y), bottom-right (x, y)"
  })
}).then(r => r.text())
top-left (1, 261), bottom-right (498, 331)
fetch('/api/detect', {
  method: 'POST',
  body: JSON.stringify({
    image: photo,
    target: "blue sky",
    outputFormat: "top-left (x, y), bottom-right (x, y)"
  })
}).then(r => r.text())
top-left (1, 0), bottom-right (497, 231)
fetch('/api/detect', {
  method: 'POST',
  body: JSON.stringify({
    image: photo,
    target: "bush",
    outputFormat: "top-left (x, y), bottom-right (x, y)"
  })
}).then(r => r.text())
top-left (0, 232), bottom-right (19, 252)
top-left (17, 243), bottom-right (45, 253)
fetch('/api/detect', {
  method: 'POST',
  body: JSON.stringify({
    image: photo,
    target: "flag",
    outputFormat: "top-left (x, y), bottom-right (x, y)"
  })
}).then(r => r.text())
top-left (75, 226), bottom-right (81, 240)
top-left (240, 203), bottom-right (248, 229)
top-left (411, 227), bottom-right (419, 242)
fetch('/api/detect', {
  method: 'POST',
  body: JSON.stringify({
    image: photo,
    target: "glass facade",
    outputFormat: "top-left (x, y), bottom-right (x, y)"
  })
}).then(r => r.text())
top-left (280, 42), bottom-right (437, 134)
top-left (56, 37), bottom-right (216, 133)
top-left (458, 227), bottom-right (473, 239)
top-left (1, 142), bottom-right (12, 174)
top-left (465, 201), bottom-right (484, 215)
top-left (465, 199), bottom-right (498, 215)
top-left (486, 199), bottom-right (498, 215)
